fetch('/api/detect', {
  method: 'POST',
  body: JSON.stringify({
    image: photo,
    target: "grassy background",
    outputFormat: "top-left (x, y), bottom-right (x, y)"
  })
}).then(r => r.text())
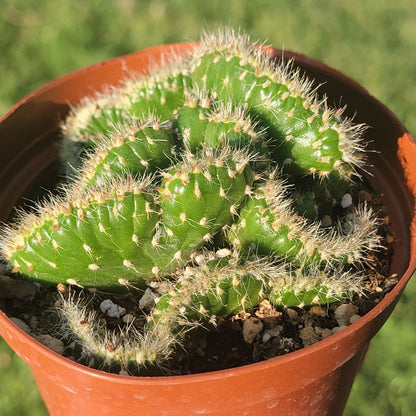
top-left (0, 1), bottom-right (415, 414)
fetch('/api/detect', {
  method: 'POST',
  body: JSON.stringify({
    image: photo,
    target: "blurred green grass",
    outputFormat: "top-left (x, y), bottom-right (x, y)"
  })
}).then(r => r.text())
top-left (0, 1), bottom-right (415, 414)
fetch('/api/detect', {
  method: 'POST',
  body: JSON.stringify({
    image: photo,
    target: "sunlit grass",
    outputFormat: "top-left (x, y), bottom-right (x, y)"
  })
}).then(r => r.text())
top-left (0, 1), bottom-right (415, 414)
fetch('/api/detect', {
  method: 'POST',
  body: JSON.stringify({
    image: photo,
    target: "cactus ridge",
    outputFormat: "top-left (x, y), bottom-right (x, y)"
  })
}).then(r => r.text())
top-left (150, 250), bottom-right (364, 322)
top-left (61, 56), bottom-right (193, 172)
top-left (128, 71), bottom-right (192, 121)
top-left (1, 176), bottom-right (162, 288)
top-left (62, 28), bottom-right (367, 181)
top-left (228, 174), bottom-right (380, 266)
top-left (157, 147), bottom-right (254, 260)
top-left (78, 116), bottom-right (177, 188)
top-left (61, 88), bottom-right (132, 144)
top-left (1, 147), bottom-right (254, 288)
top-left (190, 28), bottom-right (366, 178)
top-left (266, 264), bottom-right (365, 308)
top-left (150, 251), bottom-right (270, 326)
top-left (58, 291), bottom-right (183, 371)
top-left (175, 89), bottom-right (267, 155)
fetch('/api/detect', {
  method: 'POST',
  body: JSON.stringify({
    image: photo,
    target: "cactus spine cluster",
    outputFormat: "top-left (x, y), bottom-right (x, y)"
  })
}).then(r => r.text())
top-left (0, 28), bottom-right (381, 373)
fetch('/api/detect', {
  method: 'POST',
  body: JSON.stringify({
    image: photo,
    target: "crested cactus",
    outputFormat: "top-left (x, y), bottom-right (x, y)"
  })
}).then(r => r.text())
top-left (0, 28), bottom-right (384, 374)
top-left (2, 147), bottom-right (253, 288)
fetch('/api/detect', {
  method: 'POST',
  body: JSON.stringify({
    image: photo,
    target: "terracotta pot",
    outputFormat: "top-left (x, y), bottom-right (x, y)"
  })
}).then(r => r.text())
top-left (0, 43), bottom-right (415, 416)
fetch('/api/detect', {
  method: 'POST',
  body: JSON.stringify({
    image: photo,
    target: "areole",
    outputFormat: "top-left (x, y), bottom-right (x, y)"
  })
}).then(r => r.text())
top-left (0, 42), bottom-right (415, 416)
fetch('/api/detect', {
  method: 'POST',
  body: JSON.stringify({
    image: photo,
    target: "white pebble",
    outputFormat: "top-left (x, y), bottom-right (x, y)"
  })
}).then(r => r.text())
top-left (35, 334), bottom-right (65, 354)
top-left (10, 317), bottom-right (31, 334)
top-left (262, 325), bottom-right (283, 343)
top-left (242, 317), bottom-right (263, 344)
top-left (122, 313), bottom-right (135, 324)
top-left (139, 288), bottom-right (158, 311)
top-left (341, 193), bottom-right (353, 208)
top-left (262, 332), bottom-right (272, 343)
top-left (332, 325), bottom-right (347, 334)
top-left (334, 303), bottom-right (358, 326)
top-left (349, 314), bottom-right (361, 324)
top-left (100, 299), bottom-right (126, 318)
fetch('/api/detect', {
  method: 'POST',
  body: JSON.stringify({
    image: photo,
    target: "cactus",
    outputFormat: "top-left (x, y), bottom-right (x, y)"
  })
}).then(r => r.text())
top-left (0, 28), bottom-right (384, 373)
top-left (190, 29), bottom-right (366, 179)
top-left (1, 148), bottom-right (253, 289)
top-left (227, 173), bottom-right (378, 266)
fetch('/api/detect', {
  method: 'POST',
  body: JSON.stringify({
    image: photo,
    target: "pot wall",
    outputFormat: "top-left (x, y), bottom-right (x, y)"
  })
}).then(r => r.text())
top-left (0, 44), bottom-right (415, 416)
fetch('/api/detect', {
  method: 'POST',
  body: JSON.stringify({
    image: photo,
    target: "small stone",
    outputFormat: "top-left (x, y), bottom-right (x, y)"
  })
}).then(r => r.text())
top-left (100, 299), bottom-right (126, 318)
top-left (29, 316), bottom-right (38, 330)
top-left (299, 326), bottom-right (320, 346)
top-left (262, 332), bottom-right (272, 343)
top-left (309, 306), bottom-right (327, 317)
top-left (285, 308), bottom-right (299, 321)
top-left (255, 299), bottom-right (282, 324)
top-left (334, 303), bottom-right (358, 326)
top-left (35, 334), bottom-right (65, 355)
top-left (349, 314), bottom-right (361, 324)
top-left (242, 317), bottom-right (263, 344)
top-left (341, 193), bottom-right (353, 208)
top-left (149, 280), bottom-right (172, 295)
top-left (314, 326), bottom-right (323, 336)
top-left (139, 288), bottom-right (157, 311)
top-left (262, 325), bottom-right (283, 343)
top-left (321, 328), bottom-right (333, 339)
top-left (321, 215), bottom-right (332, 227)
top-left (332, 325), bottom-right (347, 334)
top-left (122, 313), bottom-right (135, 324)
top-left (10, 317), bottom-right (31, 334)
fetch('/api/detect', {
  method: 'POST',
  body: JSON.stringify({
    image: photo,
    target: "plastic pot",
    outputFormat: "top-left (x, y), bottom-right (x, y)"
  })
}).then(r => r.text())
top-left (0, 43), bottom-right (415, 416)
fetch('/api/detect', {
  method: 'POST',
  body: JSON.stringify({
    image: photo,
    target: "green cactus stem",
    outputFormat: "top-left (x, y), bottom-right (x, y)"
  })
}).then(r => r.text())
top-left (61, 88), bottom-right (131, 144)
top-left (0, 177), bottom-right (161, 288)
top-left (58, 291), bottom-right (183, 372)
top-left (190, 28), bottom-right (366, 178)
top-left (150, 250), bottom-right (363, 325)
top-left (266, 264), bottom-right (364, 308)
top-left (60, 88), bottom-right (132, 172)
top-left (174, 90), bottom-right (267, 155)
top-left (156, 147), bottom-right (254, 264)
top-left (149, 250), bottom-right (269, 326)
top-left (1, 147), bottom-right (254, 289)
top-left (78, 116), bottom-right (177, 188)
top-left (58, 252), bottom-right (363, 373)
top-left (128, 66), bottom-right (192, 120)
top-left (61, 60), bottom-right (193, 171)
top-left (228, 174), bottom-right (380, 266)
